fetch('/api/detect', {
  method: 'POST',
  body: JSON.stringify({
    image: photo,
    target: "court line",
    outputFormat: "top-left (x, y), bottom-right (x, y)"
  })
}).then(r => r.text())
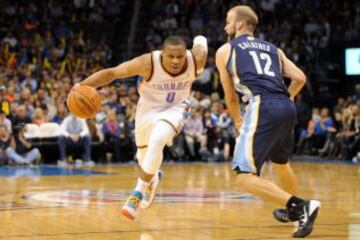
top-left (231, 234), bottom-right (360, 240)
top-left (0, 222), bottom-right (358, 239)
top-left (0, 205), bottom-right (63, 211)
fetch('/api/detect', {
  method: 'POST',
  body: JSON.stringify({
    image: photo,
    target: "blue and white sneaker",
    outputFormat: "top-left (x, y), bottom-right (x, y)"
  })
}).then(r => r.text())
top-left (121, 191), bottom-right (143, 220)
top-left (141, 170), bottom-right (163, 209)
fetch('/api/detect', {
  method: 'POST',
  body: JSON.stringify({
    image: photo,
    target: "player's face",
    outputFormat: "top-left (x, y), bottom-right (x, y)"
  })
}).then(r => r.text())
top-left (162, 44), bottom-right (187, 75)
top-left (225, 11), bottom-right (236, 41)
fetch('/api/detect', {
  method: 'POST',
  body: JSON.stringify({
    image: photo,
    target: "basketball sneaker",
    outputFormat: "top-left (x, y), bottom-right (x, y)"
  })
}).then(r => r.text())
top-left (141, 170), bottom-right (163, 209)
top-left (292, 200), bottom-right (321, 238)
top-left (273, 208), bottom-right (291, 223)
top-left (121, 191), bottom-right (143, 220)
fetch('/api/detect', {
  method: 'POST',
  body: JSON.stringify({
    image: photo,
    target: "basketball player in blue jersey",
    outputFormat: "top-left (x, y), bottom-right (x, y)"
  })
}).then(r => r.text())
top-left (216, 5), bottom-right (320, 238)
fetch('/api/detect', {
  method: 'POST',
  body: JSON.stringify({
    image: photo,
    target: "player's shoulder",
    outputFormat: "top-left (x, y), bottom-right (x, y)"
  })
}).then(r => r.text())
top-left (136, 52), bottom-right (153, 66)
top-left (216, 43), bottom-right (231, 65)
top-left (216, 43), bottom-right (231, 55)
top-left (133, 52), bottom-right (153, 81)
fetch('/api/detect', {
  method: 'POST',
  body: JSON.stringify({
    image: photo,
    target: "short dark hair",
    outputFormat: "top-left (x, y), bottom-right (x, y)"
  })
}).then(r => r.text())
top-left (162, 35), bottom-right (186, 48)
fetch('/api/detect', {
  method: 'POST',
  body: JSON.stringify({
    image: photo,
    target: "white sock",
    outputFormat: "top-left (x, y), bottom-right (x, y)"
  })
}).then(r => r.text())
top-left (135, 177), bottom-right (150, 193)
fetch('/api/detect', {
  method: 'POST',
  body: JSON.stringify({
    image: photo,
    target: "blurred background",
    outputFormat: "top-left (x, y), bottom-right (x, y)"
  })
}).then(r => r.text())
top-left (0, 0), bottom-right (359, 167)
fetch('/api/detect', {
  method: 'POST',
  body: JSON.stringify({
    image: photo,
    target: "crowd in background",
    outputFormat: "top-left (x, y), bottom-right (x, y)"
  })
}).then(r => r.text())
top-left (0, 0), bottom-right (359, 166)
top-left (294, 89), bottom-right (359, 161)
top-left (145, 0), bottom-right (360, 162)
top-left (147, 0), bottom-right (360, 74)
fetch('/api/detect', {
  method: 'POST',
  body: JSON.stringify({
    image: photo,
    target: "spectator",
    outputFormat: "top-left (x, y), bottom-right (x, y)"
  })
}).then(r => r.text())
top-left (0, 110), bottom-right (12, 133)
top-left (102, 109), bottom-right (128, 162)
top-left (106, 92), bottom-right (123, 114)
top-left (333, 97), bottom-right (345, 114)
top-left (57, 114), bottom-right (94, 167)
top-left (21, 73), bottom-right (38, 93)
top-left (0, 86), bottom-right (11, 116)
top-left (295, 108), bottom-right (320, 154)
top-left (6, 124), bottom-right (41, 165)
top-left (32, 108), bottom-right (49, 125)
top-left (183, 109), bottom-right (206, 159)
top-left (12, 105), bottom-right (32, 126)
top-left (338, 113), bottom-right (359, 160)
top-left (314, 107), bottom-right (334, 149)
top-left (200, 108), bottom-right (226, 162)
top-left (0, 125), bottom-right (12, 164)
top-left (318, 112), bottom-right (343, 158)
top-left (52, 104), bottom-right (67, 124)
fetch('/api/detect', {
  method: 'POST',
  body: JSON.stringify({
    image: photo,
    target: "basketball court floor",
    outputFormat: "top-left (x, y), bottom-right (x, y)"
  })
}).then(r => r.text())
top-left (0, 161), bottom-right (359, 239)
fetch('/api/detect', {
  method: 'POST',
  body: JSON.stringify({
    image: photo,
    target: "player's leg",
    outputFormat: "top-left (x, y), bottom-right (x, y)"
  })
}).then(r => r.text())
top-left (136, 145), bottom-right (164, 209)
top-left (232, 98), bottom-right (293, 205)
top-left (140, 120), bottom-right (176, 178)
top-left (270, 105), bottom-right (320, 238)
top-left (122, 120), bottom-right (176, 219)
top-left (234, 98), bottom-right (320, 237)
top-left (235, 138), bottom-right (320, 238)
top-left (271, 162), bottom-right (300, 224)
top-left (273, 162), bottom-right (298, 195)
top-left (271, 130), bottom-right (298, 195)
top-left (236, 172), bottom-right (292, 205)
top-left (270, 130), bottom-right (299, 223)
top-left (139, 120), bottom-right (175, 207)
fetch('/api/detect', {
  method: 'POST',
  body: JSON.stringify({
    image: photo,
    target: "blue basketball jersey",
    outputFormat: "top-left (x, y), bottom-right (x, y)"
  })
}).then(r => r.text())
top-left (227, 34), bottom-right (289, 98)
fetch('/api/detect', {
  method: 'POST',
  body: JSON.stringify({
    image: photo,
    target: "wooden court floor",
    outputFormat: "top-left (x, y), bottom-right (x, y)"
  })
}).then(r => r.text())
top-left (0, 161), bottom-right (359, 240)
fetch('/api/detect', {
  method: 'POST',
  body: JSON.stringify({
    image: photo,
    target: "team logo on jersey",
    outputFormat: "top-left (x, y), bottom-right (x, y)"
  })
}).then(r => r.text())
top-left (24, 190), bottom-right (256, 205)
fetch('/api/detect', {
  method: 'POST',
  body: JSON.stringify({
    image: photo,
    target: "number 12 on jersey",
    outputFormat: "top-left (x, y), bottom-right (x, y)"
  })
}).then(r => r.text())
top-left (249, 51), bottom-right (275, 77)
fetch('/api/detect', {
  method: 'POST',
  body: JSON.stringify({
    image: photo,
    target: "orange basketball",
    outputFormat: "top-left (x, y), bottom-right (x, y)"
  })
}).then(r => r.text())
top-left (67, 85), bottom-right (103, 119)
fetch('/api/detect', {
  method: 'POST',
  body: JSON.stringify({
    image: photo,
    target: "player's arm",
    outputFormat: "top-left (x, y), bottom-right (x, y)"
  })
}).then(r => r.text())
top-left (278, 49), bottom-right (307, 100)
top-left (78, 53), bottom-right (152, 88)
top-left (215, 43), bottom-right (243, 129)
top-left (191, 35), bottom-right (208, 75)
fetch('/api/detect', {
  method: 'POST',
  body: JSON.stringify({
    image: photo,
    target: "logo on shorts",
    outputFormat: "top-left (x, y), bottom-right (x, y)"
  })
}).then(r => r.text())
top-left (24, 190), bottom-right (255, 205)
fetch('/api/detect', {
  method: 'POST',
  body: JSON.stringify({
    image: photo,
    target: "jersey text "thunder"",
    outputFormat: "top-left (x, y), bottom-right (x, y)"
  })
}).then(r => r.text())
top-left (151, 81), bottom-right (191, 91)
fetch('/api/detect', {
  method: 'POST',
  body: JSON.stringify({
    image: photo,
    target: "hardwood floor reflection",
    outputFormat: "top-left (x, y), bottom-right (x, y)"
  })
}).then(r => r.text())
top-left (0, 161), bottom-right (359, 239)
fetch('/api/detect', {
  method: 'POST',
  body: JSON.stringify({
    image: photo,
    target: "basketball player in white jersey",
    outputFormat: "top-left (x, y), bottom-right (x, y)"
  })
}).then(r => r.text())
top-left (74, 35), bottom-right (208, 220)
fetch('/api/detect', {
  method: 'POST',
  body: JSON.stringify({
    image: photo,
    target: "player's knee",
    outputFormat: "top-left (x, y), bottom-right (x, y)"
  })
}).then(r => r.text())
top-left (149, 134), bottom-right (168, 148)
top-left (136, 148), bottom-right (147, 165)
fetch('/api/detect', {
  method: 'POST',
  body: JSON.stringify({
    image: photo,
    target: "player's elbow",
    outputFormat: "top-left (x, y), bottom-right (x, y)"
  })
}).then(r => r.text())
top-left (297, 72), bottom-right (307, 84)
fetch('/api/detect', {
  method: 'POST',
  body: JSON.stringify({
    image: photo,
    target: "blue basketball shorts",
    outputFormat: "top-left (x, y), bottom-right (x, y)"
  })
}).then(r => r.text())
top-left (232, 96), bottom-right (297, 176)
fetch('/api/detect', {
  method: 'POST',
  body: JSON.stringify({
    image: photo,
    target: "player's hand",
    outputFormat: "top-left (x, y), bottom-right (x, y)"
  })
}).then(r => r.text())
top-left (71, 83), bottom-right (81, 91)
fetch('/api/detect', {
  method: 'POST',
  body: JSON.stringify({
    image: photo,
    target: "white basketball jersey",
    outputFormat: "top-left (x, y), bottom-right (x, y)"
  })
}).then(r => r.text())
top-left (137, 50), bottom-right (197, 109)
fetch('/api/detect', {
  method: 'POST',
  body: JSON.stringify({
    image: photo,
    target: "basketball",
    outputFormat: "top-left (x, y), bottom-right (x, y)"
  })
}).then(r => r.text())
top-left (67, 85), bottom-right (102, 119)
